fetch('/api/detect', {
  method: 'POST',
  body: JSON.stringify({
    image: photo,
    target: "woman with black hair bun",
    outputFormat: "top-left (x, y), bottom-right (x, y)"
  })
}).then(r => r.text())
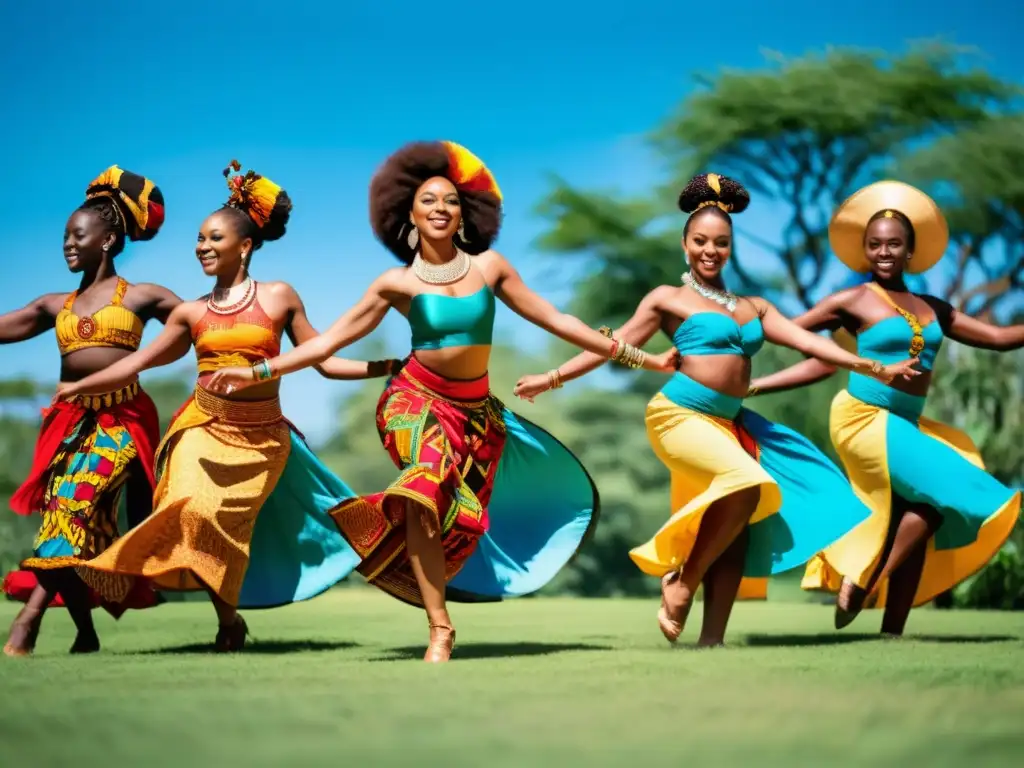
top-left (57, 162), bottom-right (394, 652)
top-left (206, 141), bottom-right (679, 662)
top-left (1, 166), bottom-right (180, 657)
top-left (516, 173), bottom-right (919, 646)
top-left (750, 180), bottom-right (1022, 636)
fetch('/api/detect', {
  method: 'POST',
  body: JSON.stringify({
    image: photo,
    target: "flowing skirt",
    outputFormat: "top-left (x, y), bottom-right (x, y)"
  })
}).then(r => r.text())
top-left (329, 356), bottom-right (599, 607)
top-left (2, 382), bottom-right (161, 616)
top-left (75, 387), bottom-right (360, 608)
top-left (631, 373), bottom-right (871, 598)
top-left (801, 378), bottom-right (1021, 607)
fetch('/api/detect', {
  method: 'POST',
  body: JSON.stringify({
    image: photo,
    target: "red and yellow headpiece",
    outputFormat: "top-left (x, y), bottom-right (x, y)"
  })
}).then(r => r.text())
top-left (85, 166), bottom-right (165, 242)
top-left (223, 159), bottom-right (290, 229)
top-left (442, 141), bottom-right (502, 202)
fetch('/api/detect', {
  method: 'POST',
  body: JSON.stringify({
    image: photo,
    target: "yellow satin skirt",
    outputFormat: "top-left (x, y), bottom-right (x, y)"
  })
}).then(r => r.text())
top-left (630, 393), bottom-right (782, 599)
top-left (802, 388), bottom-right (1020, 607)
top-left (78, 388), bottom-right (291, 607)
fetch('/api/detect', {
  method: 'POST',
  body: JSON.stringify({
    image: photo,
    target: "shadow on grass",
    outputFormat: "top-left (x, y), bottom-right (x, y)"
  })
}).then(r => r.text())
top-left (371, 641), bottom-right (612, 662)
top-left (126, 639), bottom-right (361, 656)
top-left (744, 633), bottom-right (1018, 647)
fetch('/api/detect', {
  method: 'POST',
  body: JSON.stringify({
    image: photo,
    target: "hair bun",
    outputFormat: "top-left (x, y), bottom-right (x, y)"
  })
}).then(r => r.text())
top-left (223, 160), bottom-right (291, 243)
top-left (677, 173), bottom-right (750, 215)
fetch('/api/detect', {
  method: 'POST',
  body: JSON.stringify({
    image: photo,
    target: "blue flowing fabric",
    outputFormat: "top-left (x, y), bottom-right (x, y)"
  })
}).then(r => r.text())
top-left (238, 430), bottom-right (361, 609)
top-left (738, 408), bottom-right (872, 578)
top-left (447, 407), bottom-right (600, 602)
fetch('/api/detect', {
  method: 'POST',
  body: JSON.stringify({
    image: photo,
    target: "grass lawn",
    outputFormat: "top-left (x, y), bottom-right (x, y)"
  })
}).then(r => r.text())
top-left (2, 591), bottom-right (1023, 767)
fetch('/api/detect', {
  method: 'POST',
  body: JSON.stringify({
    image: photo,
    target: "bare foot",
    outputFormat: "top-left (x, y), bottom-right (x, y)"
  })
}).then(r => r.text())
top-left (69, 630), bottom-right (100, 654)
top-left (214, 615), bottom-right (249, 653)
top-left (424, 624), bottom-right (455, 663)
top-left (4, 606), bottom-right (43, 657)
top-left (835, 577), bottom-right (868, 630)
top-left (658, 571), bottom-right (694, 644)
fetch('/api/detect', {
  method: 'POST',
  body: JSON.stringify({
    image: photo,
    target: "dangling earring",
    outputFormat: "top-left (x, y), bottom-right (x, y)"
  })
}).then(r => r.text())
top-left (457, 221), bottom-right (466, 243)
top-left (103, 244), bottom-right (110, 253)
top-left (407, 225), bottom-right (420, 250)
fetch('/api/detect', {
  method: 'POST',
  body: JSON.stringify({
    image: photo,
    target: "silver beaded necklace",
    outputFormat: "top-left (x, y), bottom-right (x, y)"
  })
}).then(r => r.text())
top-left (682, 270), bottom-right (738, 312)
top-left (412, 248), bottom-right (471, 285)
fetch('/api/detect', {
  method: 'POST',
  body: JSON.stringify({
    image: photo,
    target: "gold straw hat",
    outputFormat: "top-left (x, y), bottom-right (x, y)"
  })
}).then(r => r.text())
top-left (829, 180), bottom-right (949, 274)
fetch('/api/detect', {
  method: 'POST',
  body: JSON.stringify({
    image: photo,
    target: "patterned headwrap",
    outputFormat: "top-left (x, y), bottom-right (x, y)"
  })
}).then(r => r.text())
top-left (85, 166), bottom-right (165, 241)
top-left (829, 180), bottom-right (949, 274)
top-left (441, 141), bottom-right (503, 202)
top-left (223, 159), bottom-right (292, 231)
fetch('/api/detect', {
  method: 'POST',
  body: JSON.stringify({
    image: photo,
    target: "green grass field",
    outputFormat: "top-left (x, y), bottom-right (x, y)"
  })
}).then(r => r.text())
top-left (2, 591), bottom-right (1023, 767)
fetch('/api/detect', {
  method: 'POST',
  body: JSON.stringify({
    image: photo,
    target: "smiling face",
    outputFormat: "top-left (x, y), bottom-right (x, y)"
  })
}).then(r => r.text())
top-left (683, 209), bottom-right (732, 282)
top-left (864, 217), bottom-right (912, 280)
top-left (196, 209), bottom-right (253, 277)
top-left (410, 177), bottom-right (461, 244)
top-left (63, 209), bottom-right (114, 273)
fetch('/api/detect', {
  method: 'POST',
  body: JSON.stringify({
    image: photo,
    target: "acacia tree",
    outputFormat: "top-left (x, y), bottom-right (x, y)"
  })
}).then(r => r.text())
top-left (537, 44), bottom-right (1021, 321)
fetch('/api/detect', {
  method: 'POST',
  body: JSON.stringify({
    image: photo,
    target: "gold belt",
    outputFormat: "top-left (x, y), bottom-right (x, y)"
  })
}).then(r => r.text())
top-left (193, 386), bottom-right (283, 426)
top-left (66, 380), bottom-right (141, 411)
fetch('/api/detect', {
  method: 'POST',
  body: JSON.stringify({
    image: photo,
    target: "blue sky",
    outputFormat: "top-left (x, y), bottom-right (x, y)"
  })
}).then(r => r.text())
top-left (1, 1), bottom-right (1021, 442)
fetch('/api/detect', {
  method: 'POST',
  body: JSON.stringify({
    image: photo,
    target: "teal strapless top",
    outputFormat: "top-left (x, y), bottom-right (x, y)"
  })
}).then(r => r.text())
top-left (409, 286), bottom-right (496, 351)
top-left (673, 312), bottom-right (765, 358)
top-left (857, 316), bottom-right (943, 371)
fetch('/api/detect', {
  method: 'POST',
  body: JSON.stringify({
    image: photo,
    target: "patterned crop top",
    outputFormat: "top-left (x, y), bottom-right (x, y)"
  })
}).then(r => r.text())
top-left (672, 312), bottom-right (765, 358)
top-left (408, 286), bottom-right (496, 351)
top-left (192, 284), bottom-right (281, 373)
top-left (55, 277), bottom-right (143, 356)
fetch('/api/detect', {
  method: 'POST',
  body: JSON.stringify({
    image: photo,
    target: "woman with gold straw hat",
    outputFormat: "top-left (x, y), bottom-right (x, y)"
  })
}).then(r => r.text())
top-left (205, 140), bottom-right (679, 662)
top-left (56, 161), bottom-right (398, 652)
top-left (2, 166), bottom-right (180, 657)
top-left (749, 180), bottom-right (1022, 635)
top-left (513, 173), bottom-right (919, 647)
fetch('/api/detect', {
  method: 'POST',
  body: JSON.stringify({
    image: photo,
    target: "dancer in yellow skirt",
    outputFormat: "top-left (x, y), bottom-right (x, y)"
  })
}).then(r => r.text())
top-left (57, 162), bottom-right (396, 651)
top-left (749, 181), bottom-right (1023, 635)
top-left (515, 174), bottom-right (918, 646)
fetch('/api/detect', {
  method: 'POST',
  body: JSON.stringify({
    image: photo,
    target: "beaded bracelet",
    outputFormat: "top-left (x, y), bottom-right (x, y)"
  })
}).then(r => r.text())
top-left (251, 358), bottom-right (274, 382)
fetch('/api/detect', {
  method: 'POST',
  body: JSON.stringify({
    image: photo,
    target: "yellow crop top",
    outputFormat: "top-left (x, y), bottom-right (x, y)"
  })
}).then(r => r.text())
top-left (55, 277), bottom-right (144, 356)
top-left (192, 283), bottom-right (281, 373)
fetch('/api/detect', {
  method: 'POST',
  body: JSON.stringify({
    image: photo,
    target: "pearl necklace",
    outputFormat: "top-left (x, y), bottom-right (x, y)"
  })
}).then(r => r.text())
top-left (682, 271), bottom-right (737, 312)
top-left (412, 249), bottom-right (471, 285)
top-left (208, 277), bottom-right (255, 315)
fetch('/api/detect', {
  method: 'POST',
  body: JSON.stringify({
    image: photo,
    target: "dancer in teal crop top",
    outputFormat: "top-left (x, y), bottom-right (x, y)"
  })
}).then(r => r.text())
top-left (408, 285), bottom-right (495, 350)
top-left (206, 140), bottom-right (677, 663)
top-left (514, 172), bottom-right (913, 648)
top-left (750, 181), bottom-right (1024, 638)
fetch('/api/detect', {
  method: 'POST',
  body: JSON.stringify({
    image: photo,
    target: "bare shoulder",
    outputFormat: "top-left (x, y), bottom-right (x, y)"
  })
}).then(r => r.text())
top-left (639, 284), bottom-right (682, 312)
top-left (473, 249), bottom-right (507, 277)
top-left (256, 280), bottom-right (299, 300)
top-left (170, 297), bottom-right (206, 325)
top-left (127, 281), bottom-right (182, 303)
top-left (374, 266), bottom-right (411, 297)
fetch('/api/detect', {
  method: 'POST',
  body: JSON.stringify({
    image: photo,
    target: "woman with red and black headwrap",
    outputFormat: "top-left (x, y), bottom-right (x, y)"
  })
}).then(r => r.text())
top-left (1, 166), bottom-right (181, 657)
top-left (207, 141), bottom-right (678, 662)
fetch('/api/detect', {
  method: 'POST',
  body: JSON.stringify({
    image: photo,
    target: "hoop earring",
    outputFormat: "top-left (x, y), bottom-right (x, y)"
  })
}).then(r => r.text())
top-left (407, 225), bottom-right (420, 250)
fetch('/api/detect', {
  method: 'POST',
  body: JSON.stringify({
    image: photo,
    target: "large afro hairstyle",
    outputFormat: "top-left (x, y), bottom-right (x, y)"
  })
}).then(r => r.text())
top-left (369, 141), bottom-right (503, 264)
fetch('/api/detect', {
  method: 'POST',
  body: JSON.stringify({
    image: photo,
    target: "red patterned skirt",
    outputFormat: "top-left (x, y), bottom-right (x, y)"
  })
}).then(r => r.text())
top-left (2, 383), bottom-right (161, 617)
top-left (330, 356), bottom-right (506, 606)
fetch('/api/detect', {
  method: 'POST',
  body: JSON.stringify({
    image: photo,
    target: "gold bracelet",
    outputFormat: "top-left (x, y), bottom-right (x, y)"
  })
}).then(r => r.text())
top-left (547, 369), bottom-right (563, 390)
top-left (747, 385), bottom-right (760, 397)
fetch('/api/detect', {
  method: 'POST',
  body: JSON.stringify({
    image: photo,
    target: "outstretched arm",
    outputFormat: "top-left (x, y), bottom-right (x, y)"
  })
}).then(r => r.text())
top-left (513, 287), bottom-right (673, 400)
top-left (758, 300), bottom-right (918, 385)
top-left (749, 358), bottom-right (839, 396)
top-left (136, 283), bottom-right (185, 325)
top-left (925, 296), bottom-right (1024, 352)
top-left (494, 254), bottom-right (669, 372)
top-left (57, 304), bottom-right (194, 397)
top-left (0, 294), bottom-right (64, 344)
top-left (204, 272), bottom-right (396, 394)
top-left (280, 283), bottom-right (399, 380)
